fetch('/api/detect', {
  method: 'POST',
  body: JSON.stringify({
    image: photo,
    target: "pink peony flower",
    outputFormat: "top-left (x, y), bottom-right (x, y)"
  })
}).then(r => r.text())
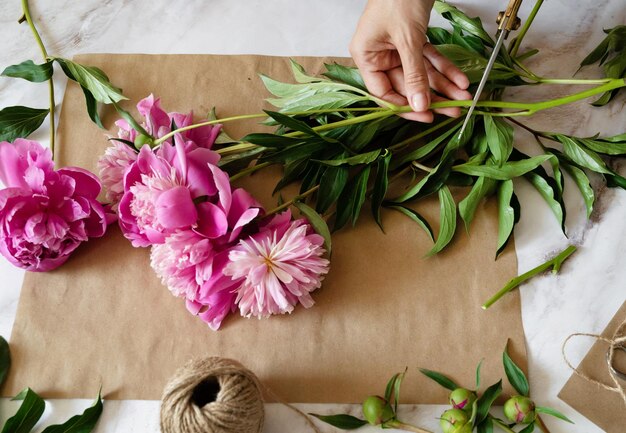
top-left (0, 139), bottom-right (113, 272)
top-left (97, 141), bottom-right (137, 208)
top-left (119, 137), bottom-right (261, 247)
top-left (115, 94), bottom-right (221, 148)
top-left (224, 210), bottom-right (330, 318)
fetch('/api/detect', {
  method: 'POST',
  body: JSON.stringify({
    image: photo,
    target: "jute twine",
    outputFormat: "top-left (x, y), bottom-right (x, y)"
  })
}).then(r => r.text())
top-left (562, 316), bottom-right (626, 407)
top-left (160, 357), bottom-right (321, 433)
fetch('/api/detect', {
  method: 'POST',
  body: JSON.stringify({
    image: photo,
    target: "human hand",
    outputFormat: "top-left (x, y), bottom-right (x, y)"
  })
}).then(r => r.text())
top-left (350, 0), bottom-right (471, 122)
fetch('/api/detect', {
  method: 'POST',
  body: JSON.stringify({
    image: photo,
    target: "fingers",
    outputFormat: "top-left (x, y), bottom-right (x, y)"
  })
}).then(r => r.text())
top-left (395, 33), bottom-right (431, 112)
top-left (424, 58), bottom-right (472, 101)
top-left (359, 68), bottom-right (409, 108)
top-left (424, 44), bottom-right (470, 90)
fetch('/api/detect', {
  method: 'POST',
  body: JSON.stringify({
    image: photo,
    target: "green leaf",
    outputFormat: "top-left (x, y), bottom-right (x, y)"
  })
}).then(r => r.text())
top-left (80, 86), bottom-right (104, 129)
top-left (393, 369), bottom-right (406, 413)
top-left (503, 344), bottom-right (530, 396)
top-left (535, 406), bottom-right (574, 423)
top-left (384, 372), bottom-right (401, 402)
top-left (241, 133), bottom-right (303, 147)
top-left (396, 123), bottom-right (461, 165)
top-left (264, 110), bottom-right (324, 139)
top-left (459, 176), bottom-right (497, 231)
top-left (483, 115), bottom-right (514, 165)
top-left (453, 155), bottom-right (553, 180)
top-left (579, 136), bottom-right (626, 155)
top-left (519, 423), bottom-right (536, 433)
top-left (55, 58), bottom-right (126, 104)
top-left (433, 1), bottom-right (494, 46)
top-left (419, 368), bottom-right (459, 391)
top-left (427, 186), bottom-right (456, 256)
top-left (334, 166), bottom-right (371, 230)
top-left (2, 388), bottom-right (45, 433)
top-left (293, 201), bottom-right (332, 254)
top-left (556, 135), bottom-right (611, 174)
top-left (386, 205), bottom-right (434, 242)
top-left (371, 151), bottom-right (391, 229)
top-left (322, 63), bottom-right (367, 91)
top-left (314, 149), bottom-right (381, 166)
top-left (434, 45), bottom-right (516, 83)
top-left (496, 180), bottom-right (519, 257)
top-left (316, 166), bottom-right (349, 213)
top-left (427, 27), bottom-right (452, 45)
top-left (0, 106), bottom-right (48, 142)
top-left (41, 390), bottom-right (103, 433)
top-left (289, 59), bottom-right (326, 84)
top-left (112, 102), bottom-right (151, 139)
top-left (0, 336), bottom-right (10, 388)
top-left (278, 92), bottom-right (367, 113)
top-left (524, 172), bottom-right (564, 231)
top-left (2, 60), bottom-right (53, 82)
top-left (476, 417), bottom-right (493, 433)
top-left (475, 380), bottom-right (502, 423)
top-left (309, 413), bottom-right (368, 430)
top-left (561, 163), bottom-right (594, 218)
top-left (475, 360), bottom-right (483, 390)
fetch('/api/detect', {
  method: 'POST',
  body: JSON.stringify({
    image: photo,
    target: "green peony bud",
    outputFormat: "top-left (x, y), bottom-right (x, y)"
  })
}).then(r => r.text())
top-left (134, 133), bottom-right (153, 147)
top-left (504, 395), bottom-right (536, 424)
top-left (440, 408), bottom-right (471, 433)
top-left (449, 388), bottom-right (477, 411)
top-left (362, 395), bottom-right (394, 425)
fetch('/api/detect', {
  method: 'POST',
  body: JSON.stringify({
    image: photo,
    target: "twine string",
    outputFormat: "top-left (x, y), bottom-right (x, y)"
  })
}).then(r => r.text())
top-left (562, 317), bottom-right (626, 407)
top-left (160, 357), bottom-right (321, 433)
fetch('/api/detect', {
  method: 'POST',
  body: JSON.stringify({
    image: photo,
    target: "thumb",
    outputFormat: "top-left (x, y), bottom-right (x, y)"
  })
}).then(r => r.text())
top-left (396, 36), bottom-right (431, 112)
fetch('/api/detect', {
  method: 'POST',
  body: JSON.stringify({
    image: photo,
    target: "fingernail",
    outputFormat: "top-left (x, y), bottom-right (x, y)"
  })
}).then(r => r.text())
top-left (411, 93), bottom-right (429, 112)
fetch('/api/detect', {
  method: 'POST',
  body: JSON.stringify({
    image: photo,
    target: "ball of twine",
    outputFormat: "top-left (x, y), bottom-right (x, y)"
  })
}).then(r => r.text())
top-left (160, 357), bottom-right (265, 433)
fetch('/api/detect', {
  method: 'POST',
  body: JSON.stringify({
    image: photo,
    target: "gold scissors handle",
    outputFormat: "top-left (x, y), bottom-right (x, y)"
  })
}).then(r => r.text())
top-left (497, 0), bottom-right (523, 36)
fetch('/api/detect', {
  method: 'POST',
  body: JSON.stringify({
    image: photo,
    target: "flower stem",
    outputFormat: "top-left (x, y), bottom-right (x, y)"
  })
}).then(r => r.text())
top-left (21, 0), bottom-right (55, 158)
top-left (229, 161), bottom-right (273, 182)
top-left (384, 420), bottom-right (433, 433)
top-left (264, 186), bottom-right (320, 217)
top-left (536, 415), bottom-right (552, 433)
top-left (492, 417), bottom-right (517, 433)
top-left (509, 0), bottom-right (544, 58)
top-left (482, 245), bottom-right (577, 309)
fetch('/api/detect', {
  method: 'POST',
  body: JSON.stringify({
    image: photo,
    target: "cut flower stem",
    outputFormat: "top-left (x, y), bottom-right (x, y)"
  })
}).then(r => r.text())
top-left (482, 245), bottom-right (577, 309)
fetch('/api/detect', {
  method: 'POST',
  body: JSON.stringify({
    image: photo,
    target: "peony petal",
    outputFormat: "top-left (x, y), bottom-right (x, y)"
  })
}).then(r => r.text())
top-left (57, 167), bottom-right (102, 199)
top-left (155, 186), bottom-right (198, 229)
top-left (207, 164), bottom-right (231, 212)
top-left (195, 202), bottom-right (228, 239)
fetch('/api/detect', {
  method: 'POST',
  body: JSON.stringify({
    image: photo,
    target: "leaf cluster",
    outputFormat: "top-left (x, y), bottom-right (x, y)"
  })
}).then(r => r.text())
top-left (227, 2), bottom-right (626, 258)
top-left (579, 25), bottom-right (626, 105)
top-left (0, 57), bottom-right (128, 142)
top-left (0, 336), bottom-right (103, 433)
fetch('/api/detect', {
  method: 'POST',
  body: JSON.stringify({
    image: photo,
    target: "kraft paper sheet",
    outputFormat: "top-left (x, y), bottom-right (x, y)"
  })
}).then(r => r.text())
top-left (559, 300), bottom-right (626, 433)
top-left (3, 54), bottom-right (526, 403)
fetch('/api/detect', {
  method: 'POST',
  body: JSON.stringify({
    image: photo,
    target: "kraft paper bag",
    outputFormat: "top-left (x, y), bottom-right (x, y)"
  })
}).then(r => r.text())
top-left (2, 54), bottom-right (526, 402)
top-left (559, 301), bottom-right (626, 433)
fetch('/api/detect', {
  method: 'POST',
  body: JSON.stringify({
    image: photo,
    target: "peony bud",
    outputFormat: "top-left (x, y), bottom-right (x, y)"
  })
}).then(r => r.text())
top-left (362, 395), bottom-right (394, 425)
top-left (440, 408), bottom-right (471, 433)
top-left (504, 395), bottom-right (536, 424)
top-left (134, 133), bottom-right (153, 147)
top-left (449, 388), bottom-right (477, 411)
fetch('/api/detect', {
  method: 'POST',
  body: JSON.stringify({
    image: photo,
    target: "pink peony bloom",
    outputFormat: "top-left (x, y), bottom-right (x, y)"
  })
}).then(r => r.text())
top-left (119, 137), bottom-right (262, 248)
top-left (97, 141), bottom-right (137, 208)
top-left (0, 139), bottom-right (113, 272)
top-left (224, 210), bottom-right (330, 318)
top-left (115, 94), bottom-right (221, 148)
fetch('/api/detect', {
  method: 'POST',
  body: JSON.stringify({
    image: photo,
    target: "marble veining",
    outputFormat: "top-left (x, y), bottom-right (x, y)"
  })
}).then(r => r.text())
top-left (1, 1), bottom-right (625, 432)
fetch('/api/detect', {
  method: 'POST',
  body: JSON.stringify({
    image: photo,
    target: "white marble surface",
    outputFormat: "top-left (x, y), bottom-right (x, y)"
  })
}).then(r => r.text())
top-left (0, 1), bottom-right (625, 432)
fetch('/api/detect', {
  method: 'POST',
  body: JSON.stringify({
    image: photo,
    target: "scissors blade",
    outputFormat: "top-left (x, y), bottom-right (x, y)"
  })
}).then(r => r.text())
top-left (457, 29), bottom-right (508, 138)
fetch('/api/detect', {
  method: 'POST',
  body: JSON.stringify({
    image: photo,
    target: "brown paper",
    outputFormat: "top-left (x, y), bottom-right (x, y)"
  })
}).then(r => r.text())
top-left (559, 301), bottom-right (626, 433)
top-left (2, 54), bottom-right (526, 402)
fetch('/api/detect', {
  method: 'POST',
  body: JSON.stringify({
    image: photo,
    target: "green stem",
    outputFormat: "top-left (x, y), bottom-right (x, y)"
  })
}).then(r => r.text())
top-left (482, 245), bottom-right (577, 309)
top-left (384, 419), bottom-right (433, 433)
top-left (412, 161), bottom-right (434, 173)
top-left (536, 78), bottom-right (612, 85)
top-left (492, 417), bottom-right (517, 433)
top-left (264, 186), bottom-right (319, 217)
top-left (510, 0), bottom-right (544, 57)
top-left (21, 0), bottom-right (55, 158)
top-left (389, 117), bottom-right (458, 152)
top-left (229, 161), bottom-right (272, 182)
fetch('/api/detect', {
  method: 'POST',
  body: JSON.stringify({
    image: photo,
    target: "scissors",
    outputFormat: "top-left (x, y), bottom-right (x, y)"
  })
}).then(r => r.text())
top-left (457, 0), bottom-right (524, 138)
